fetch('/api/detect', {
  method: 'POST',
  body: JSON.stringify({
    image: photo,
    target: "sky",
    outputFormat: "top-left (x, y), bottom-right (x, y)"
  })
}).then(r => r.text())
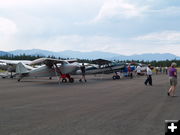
top-left (0, 0), bottom-right (180, 56)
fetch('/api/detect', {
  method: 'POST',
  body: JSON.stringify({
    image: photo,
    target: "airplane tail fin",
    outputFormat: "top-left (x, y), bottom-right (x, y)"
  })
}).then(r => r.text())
top-left (16, 62), bottom-right (29, 74)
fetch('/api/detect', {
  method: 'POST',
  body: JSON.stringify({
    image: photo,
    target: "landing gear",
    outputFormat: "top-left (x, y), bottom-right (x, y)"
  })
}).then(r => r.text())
top-left (129, 73), bottom-right (133, 79)
top-left (69, 78), bottom-right (74, 83)
top-left (62, 78), bottom-right (67, 83)
top-left (17, 76), bottom-right (23, 82)
top-left (61, 77), bottom-right (74, 83)
top-left (60, 74), bottom-right (74, 83)
top-left (10, 72), bottom-right (13, 79)
top-left (53, 64), bottom-right (74, 84)
top-left (112, 75), bottom-right (120, 80)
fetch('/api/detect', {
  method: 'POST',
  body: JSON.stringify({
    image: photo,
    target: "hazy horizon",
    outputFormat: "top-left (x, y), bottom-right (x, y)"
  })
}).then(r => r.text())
top-left (1, 49), bottom-right (180, 57)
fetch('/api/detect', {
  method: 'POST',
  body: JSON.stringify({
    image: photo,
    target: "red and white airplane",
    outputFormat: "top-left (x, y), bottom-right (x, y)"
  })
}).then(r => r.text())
top-left (16, 58), bottom-right (79, 83)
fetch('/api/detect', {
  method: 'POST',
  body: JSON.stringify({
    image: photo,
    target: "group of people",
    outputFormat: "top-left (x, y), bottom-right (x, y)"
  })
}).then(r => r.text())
top-left (80, 62), bottom-right (178, 97)
top-left (144, 62), bottom-right (177, 97)
top-left (155, 66), bottom-right (168, 74)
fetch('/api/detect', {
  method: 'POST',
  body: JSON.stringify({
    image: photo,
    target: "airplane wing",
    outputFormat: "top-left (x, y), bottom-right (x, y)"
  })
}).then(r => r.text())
top-left (30, 58), bottom-right (72, 66)
top-left (0, 59), bottom-right (33, 72)
top-left (92, 59), bottom-right (111, 65)
top-left (66, 59), bottom-right (77, 63)
top-left (0, 59), bottom-right (31, 65)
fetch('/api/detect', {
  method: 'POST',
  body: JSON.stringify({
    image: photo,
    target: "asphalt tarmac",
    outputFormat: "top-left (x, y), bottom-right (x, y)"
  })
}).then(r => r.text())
top-left (0, 74), bottom-right (180, 135)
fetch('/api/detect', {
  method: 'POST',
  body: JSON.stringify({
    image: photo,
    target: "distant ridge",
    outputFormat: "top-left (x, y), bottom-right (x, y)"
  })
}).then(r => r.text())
top-left (0, 51), bottom-right (10, 56)
top-left (111, 53), bottom-right (180, 61)
top-left (9, 49), bottom-right (68, 58)
top-left (4, 49), bottom-right (180, 61)
top-left (9, 49), bottom-right (120, 59)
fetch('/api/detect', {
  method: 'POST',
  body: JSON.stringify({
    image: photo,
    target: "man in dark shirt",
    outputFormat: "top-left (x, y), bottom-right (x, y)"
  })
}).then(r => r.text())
top-left (79, 63), bottom-right (87, 82)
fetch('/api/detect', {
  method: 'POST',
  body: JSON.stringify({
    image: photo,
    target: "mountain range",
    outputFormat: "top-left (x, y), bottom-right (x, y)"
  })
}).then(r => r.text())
top-left (0, 51), bottom-right (10, 56)
top-left (0, 49), bottom-right (180, 61)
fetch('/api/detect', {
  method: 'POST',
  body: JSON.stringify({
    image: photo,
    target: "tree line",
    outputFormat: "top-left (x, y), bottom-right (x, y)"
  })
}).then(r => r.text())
top-left (0, 54), bottom-right (179, 67)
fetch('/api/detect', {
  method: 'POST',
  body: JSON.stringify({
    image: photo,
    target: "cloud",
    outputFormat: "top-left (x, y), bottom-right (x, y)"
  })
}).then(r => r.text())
top-left (0, 0), bottom-right (103, 9)
top-left (0, 17), bottom-right (18, 51)
top-left (1, 0), bottom-right (180, 57)
top-left (154, 6), bottom-right (180, 15)
top-left (0, 0), bottom-right (63, 8)
top-left (131, 31), bottom-right (180, 56)
top-left (135, 31), bottom-right (180, 42)
top-left (19, 35), bottom-right (120, 52)
top-left (91, 0), bottom-right (148, 23)
top-left (88, 1), bottom-right (180, 23)
top-left (0, 17), bottom-right (17, 38)
top-left (144, 6), bottom-right (180, 18)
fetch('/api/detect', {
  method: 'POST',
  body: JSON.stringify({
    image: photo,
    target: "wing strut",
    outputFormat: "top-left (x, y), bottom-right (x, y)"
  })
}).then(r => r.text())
top-left (53, 64), bottom-right (62, 85)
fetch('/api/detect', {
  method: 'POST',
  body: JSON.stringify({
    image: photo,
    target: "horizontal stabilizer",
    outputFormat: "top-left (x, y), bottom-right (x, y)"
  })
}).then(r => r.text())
top-left (16, 62), bottom-right (29, 74)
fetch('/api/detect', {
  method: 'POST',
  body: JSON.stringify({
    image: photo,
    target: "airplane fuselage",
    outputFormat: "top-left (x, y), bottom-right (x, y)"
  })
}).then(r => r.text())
top-left (22, 64), bottom-right (79, 78)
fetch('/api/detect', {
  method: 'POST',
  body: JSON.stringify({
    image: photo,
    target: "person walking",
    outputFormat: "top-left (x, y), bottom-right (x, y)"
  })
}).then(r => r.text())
top-left (144, 64), bottom-right (152, 86)
top-left (168, 62), bottom-right (177, 97)
top-left (79, 63), bottom-right (87, 82)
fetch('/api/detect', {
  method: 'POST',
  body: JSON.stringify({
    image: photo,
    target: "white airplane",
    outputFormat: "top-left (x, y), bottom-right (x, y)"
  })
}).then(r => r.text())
top-left (16, 58), bottom-right (79, 83)
top-left (0, 59), bottom-right (34, 78)
top-left (0, 59), bottom-right (33, 71)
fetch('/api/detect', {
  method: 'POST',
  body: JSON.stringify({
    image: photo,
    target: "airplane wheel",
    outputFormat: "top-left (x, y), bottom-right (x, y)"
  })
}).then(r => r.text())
top-left (112, 76), bottom-right (117, 80)
top-left (69, 78), bottom-right (74, 83)
top-left (112, 75), bottom-right (120, 80)
top-left (62, 78), bottom-right (67, 83)
top-left (18, 79), bottom-right (21, 82)
top-left (116, 75), bottom-right (120, 79)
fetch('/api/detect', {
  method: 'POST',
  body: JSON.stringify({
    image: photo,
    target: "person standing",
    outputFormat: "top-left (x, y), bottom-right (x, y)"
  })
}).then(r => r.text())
top-left (144, 64), bottom-right (152, 86)
top-left (136, 65), bottom-right (141, 76)
top-left (168, 63), bottom-right (177, 97)
top-left (127, 65), bottom-right (133, 79)
top-left (156, 66), bottom-right (159, 75)
top-left (159, 66), bottom-right (162, 74)
top-left (79, 63), bottom-right (87, 82)
top-left (165, 66), bottom-right (168, 74)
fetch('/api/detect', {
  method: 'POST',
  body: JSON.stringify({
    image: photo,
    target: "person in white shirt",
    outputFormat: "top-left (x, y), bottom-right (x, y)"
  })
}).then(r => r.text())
top-left (144, 64), bottom-right (152, 86)
top-left (136, 65), bottom-right (141, 76)
top-left (155, 66), bottom-right (159, 74)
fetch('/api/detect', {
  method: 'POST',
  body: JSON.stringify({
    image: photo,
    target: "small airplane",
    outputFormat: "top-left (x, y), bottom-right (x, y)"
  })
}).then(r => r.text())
top-left (0, 72), bottom-right (16, 79)
top-left (0, 59), bottom-right (33, 71)
top-left (75, 59), bottom-right (125, 80)
top-left (0, 59), bottom-right (33, 78)
top-left (16, 58), bottom-right (79, 83)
